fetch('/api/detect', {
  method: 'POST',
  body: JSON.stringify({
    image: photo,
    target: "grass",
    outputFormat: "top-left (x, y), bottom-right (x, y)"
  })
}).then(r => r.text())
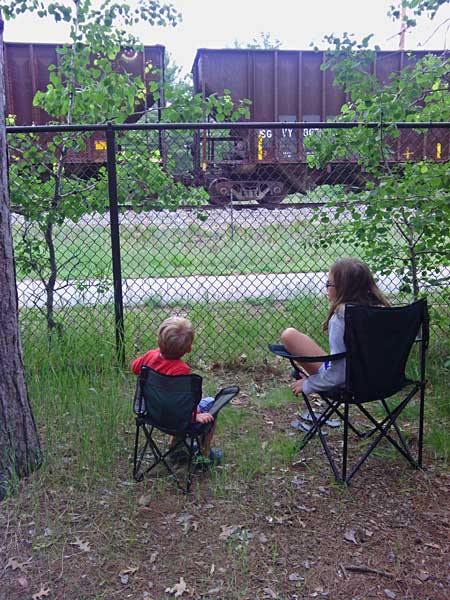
top-left (20, 294), bottom-right (331, 369)
top-left (2, 300), bottom-right (449, 599)
top-left (13, 218), bottom-right (360, 280)
top-left (20, 296), bottom-right (449, 484)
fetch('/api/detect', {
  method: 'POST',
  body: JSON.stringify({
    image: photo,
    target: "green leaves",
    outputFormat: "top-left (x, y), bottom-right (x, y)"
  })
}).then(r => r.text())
top-left (307, 29), bottom-right (450, 300)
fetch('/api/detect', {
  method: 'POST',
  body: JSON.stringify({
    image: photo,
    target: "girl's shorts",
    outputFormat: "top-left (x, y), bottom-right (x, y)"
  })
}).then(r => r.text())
top-left (319, 361), bottom-right (331, 372)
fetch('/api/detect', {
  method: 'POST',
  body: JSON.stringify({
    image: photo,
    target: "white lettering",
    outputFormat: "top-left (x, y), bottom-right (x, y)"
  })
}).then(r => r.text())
top-left (282, 128), bottom-right (294, 137)
top-left (259, 129), bottom-right (273, 139)
top-left (303, 128), bottom-right (320, 136)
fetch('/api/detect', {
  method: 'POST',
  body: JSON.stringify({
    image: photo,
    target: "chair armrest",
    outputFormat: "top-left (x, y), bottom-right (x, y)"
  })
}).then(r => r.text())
top-left (209, 386), bottom-right (240, 418)
top-left (268, 343), bottom-right (346, 363)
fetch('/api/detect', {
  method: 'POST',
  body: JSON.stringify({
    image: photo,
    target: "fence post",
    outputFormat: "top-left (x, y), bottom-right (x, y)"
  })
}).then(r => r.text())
top-left (106, 123), bottom-right (125, 367)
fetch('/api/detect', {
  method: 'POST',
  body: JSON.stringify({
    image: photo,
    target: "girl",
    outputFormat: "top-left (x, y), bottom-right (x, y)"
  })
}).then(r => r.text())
top-left (282, 258), bottom-right (389, 397)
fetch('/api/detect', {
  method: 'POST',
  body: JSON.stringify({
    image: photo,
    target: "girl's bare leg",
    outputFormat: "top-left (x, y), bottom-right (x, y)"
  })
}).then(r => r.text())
top-left (281, 327), bottom-right (326, 375)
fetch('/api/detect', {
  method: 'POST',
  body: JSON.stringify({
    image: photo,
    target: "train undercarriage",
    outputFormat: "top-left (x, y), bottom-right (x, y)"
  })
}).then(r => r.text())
top-left (202, 162), bottom-right (369, 205)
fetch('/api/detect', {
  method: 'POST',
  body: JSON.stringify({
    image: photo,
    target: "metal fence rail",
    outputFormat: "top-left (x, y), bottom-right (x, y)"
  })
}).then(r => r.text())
top-left (7, 122), bottom-right (450, 365)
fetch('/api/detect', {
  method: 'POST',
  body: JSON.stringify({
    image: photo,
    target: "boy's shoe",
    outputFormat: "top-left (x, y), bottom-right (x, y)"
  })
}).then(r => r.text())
top-left (208, 448), bottom-right (223, 465)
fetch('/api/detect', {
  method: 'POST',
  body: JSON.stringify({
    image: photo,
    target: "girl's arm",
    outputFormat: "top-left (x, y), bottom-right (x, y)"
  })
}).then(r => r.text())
top-left (302, 313), bottom-right (346, 395)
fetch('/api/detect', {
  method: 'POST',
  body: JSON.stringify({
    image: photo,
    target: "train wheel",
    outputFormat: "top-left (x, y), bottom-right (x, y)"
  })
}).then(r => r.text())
top-left (257, 181), bottom-right (287, 205)
top-left (208, 178), bottom-right (233, 206)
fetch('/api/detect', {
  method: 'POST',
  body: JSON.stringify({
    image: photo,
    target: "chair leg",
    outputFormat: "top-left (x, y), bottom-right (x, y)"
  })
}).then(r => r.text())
top-left (134, 424), bottom-right (166, 481)
top-left (302, 393), bottom-right (342, 482)
top-left (418, 382), bottom-right (426, 468)
top-left (298, 400), bottom-right (339, 450)
top-left (320, 395), bottom-right (365, 438)
top-left (346, 392), bottom-right (419, 483)
top-left (342, 401), bottom-right (349, 483)
top-left (132, 425), bottom-right (212, 493)
top-left (381, 399), bottom-right (413, 458)
top-left (356, 389), bottom-right (419, 467)
top-left (133, 424), bottom-right (144, 481)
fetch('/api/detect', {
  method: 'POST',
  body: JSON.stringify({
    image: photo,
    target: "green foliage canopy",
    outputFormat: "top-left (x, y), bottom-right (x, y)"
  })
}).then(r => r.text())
top-left (306, 8), bottom-right (450, 299)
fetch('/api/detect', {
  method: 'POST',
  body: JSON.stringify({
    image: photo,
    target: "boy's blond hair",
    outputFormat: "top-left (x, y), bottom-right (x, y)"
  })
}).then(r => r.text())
top-left (157, 317), bottom-right (194, 359)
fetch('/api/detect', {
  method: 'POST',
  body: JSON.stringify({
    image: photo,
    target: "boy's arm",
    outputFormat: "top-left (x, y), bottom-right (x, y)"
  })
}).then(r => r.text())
top-left (195, 412), bottom-right (214, 424)
top-left (131, 350), bottom-right (152, 375)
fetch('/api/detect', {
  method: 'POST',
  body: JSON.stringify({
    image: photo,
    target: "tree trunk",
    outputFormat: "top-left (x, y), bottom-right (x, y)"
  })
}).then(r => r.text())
top-left (0, 16), bottom-right (41, 501)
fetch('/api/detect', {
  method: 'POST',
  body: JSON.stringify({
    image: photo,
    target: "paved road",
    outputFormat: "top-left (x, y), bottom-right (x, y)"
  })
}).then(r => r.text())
top-left (18, 269), bottom-right (447, 309)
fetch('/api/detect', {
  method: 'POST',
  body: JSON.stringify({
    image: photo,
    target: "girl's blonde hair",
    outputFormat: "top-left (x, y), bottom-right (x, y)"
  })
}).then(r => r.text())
top-left (323, 258), bottom-right (389, 331)
top-left (157, 317), bottom-right (194, 359)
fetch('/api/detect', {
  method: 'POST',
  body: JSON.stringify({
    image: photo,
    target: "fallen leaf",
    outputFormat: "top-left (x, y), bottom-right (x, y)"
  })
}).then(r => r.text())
top-left (120, 566), bottom-right (139, 576)
top-left (17, 576), bottom-right (29, 589)
top-left (149, 551), bottom-right (159, 563)
top-left (6, 557), bottom-right (31, 571)
top-left (165, 577), bottom-right (188, 597)
top-left (344, 530), bottom-right (358, 544)
top-left (138, 494), bottom-right (152, 507)
top-left (384, 589), bottom-right (396, 599)
top-left (264, 588), bottom-right (278, 598)
top-left (259, 533), bottom-right (268, 544)
top-left (417, 570), bottom-right (429, 582)
top-left (70, 537), bottom-right (91, 552)
top-left (298, 505), bottom-right (316, 513)
top-left (32, 586), bottom-right (50, 600)
top-left (210, 563), bottom-right (215, 576)
top-left (424, 542), bottom-right (441, 550)
top-left (219, 525), bottom-right (238, 540)
top-left (288, 572), bottom-right (304, 582)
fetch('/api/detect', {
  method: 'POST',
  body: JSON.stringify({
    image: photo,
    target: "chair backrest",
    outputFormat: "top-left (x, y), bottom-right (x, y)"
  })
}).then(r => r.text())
top-left (138, 366), bottom-right (203, 435)
top-left (344, 299), bottom-right (428, 403)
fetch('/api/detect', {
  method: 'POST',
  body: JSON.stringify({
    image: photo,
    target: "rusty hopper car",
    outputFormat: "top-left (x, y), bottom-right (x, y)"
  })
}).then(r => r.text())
top-left (192, 48), bottom-right (449, 204)
top-left (4, 42), bottom-right (165, 165)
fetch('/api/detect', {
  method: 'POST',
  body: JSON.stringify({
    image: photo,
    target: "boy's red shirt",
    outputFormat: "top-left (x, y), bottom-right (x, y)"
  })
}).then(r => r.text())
top-left (130, 348), bottom-right (190, 376)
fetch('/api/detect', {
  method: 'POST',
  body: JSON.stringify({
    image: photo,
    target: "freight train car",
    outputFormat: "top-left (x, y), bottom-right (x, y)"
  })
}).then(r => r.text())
top-left (192, 48), bottom-right (449, 204)
top-left (4, 42), bottom-right (165, 165)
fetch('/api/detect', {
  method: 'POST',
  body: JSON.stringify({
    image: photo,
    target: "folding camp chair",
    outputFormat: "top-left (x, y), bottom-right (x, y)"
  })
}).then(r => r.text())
top-left (132, 365), bottom-right (239, 493)
top-left (269, 299), bottom-right (429, 484)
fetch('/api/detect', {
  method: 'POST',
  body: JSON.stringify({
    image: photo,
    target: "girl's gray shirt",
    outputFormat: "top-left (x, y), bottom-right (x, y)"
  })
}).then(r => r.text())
top-left (302, 310), bottom-right (346, 395)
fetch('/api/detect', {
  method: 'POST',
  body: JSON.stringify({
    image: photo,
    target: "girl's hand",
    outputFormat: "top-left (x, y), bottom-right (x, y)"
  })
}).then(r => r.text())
top-left (291, 377), bottom-right (306, 396)
top-left (196, 412), bottom-right (214, 424)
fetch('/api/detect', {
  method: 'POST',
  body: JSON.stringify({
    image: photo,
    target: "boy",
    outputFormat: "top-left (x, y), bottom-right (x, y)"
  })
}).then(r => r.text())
top-left (131, 316), bottom-right (221, 463)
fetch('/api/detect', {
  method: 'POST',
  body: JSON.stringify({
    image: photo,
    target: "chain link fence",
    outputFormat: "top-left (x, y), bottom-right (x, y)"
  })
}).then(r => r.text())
top-left (7, 122), bottom-right (450, 366)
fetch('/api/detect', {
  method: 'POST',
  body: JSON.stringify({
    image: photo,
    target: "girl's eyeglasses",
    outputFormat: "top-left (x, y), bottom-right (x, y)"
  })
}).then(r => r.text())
top-left (325, 281), bottom-right (335, 288)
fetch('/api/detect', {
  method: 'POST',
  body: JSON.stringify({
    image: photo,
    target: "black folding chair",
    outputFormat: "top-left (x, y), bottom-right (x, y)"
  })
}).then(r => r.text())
top-left (132, 365), bottom-right (239, 493)
top-left (269, 299), bottom-right (429, 484)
